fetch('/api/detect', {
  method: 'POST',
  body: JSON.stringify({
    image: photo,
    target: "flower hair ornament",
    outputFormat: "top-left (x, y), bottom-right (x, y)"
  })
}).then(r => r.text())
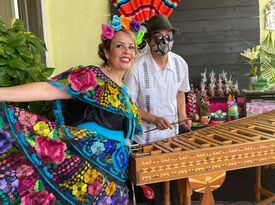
top-left (101, 15), bottom-right (144, 45)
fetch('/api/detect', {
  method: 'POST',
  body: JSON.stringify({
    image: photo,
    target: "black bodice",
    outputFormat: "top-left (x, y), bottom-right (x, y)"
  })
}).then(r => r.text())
top-left (62, 99), bottom-right (129, 135)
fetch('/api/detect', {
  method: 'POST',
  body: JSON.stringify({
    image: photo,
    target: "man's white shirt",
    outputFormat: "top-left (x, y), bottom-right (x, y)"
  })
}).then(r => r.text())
top-left (125, 50), bottom-right (190, 144)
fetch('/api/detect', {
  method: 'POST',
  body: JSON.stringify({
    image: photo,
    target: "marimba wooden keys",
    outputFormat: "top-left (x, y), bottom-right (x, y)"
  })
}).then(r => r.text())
top-left (130, 110), bottom-right (275, 186)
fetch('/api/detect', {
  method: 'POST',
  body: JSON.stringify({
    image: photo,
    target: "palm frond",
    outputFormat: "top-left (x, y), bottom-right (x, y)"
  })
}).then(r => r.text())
top-left (260, 31), bottom-right (275, 83)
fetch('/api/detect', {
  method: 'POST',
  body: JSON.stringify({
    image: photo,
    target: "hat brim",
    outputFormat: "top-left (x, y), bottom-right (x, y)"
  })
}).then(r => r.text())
top-left (144, 28), bottom-right (178, 38)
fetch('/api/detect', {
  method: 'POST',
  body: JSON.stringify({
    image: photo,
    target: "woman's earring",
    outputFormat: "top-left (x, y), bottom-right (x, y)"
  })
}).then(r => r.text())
top-left (106, 59), bottom-right (111, 71)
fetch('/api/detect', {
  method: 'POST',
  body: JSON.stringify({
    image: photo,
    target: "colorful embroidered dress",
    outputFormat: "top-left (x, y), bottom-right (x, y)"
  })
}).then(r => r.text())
top-left (0, 65), bottom-right (142, 205)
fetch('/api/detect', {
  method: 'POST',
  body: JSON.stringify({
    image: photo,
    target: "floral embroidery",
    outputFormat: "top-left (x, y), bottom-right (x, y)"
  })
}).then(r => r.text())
top-left (108, 94), bottom-right (121, 107)
top-left (105, 141), bottom-right (116, 153)
top-left (18, 178), bottom-right (35, 197)
top-left (33, 121), bottom-right (50, 136)
top-left (112, 146), bottom-right (129, 172)
top-left (90, 141), bottom-right (105, 155)
top-left (0, 116), bottom-right (3, 128)
top-left (18, 110), bottom-right (37, 127)
top-left (0, 65), bottom-right (142, 204)
top-left (98, 196), bottom-right (112, 205)
top-left (0, 128), bottom-right (12, 154)
top-left (35, 136), bottom-right (67, 164)
top-left (0, 176), bottom-right (19, 193)
top-left (72, 182), bottom-right (87, 197)
top-left (105, 181), bottom-right (116, 196)
top-left (130, 104), bottom-right (138, 117)
top-left (112, 189), bottom-right (128, 204)
top-left (107, 84), bottom-right (119, 95)
top-left (16, 165), bottom-right (34, 179)
top-left (21, 190), bottom-right (56, 205)
top-left (83, 169), bottom-right (99, 184)
top-left (68, 67), bottom-right (98, 93)
top-left (88, 181), bottom-right (101, 196)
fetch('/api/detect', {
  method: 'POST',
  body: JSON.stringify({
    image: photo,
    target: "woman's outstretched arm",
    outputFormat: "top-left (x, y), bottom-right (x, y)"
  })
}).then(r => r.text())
top-left (0, 82), bottom-right (71, 102)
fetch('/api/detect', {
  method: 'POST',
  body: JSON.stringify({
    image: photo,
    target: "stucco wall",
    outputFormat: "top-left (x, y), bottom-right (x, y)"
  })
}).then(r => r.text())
top-left (43, 0), bottom-right (110, 74)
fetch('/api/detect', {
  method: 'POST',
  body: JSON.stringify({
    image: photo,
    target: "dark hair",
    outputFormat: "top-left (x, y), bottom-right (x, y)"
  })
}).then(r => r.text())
top-left (98, 29), bottom-right (137, 67)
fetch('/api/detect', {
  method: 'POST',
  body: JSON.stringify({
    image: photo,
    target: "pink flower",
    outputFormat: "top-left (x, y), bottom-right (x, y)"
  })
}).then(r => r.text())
top-left (88, 181), bottom-right (101, 196)
top-left (21, 190), bottom-right (56, 205)
top-left (68, 67), bottom-right (98, 93)
top-left (18, 179), bottom-right (34, 197)
top-left (34, 136), bottom-right (67, 164)
top-left (16, 165), bottom-right (34, 179)
top-left (18, 111), bottom-right (37, 127)
top-left (101, 24), bottom-right (115, 40)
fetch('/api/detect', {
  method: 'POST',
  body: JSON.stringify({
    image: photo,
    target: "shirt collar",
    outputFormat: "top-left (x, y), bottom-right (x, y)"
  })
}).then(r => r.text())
top-left (148, 52), bottom-right (174, 72)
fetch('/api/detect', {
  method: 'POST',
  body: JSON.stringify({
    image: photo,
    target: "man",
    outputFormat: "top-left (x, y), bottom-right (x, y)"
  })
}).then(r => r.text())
top-left (125, 14), bottom-right (191, 144)
top-left (125, 14), bottom-right (191, 204)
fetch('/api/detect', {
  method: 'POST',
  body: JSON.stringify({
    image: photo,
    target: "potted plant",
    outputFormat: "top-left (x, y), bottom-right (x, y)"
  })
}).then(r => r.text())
top-left (198, 92), bottom-right (211, 124)
top-left (0, 18), bottom-right (55, 118)
top-left (240, 46), bottom-right (260, 89)
top-left (240, 31), bottom-right (275, 90)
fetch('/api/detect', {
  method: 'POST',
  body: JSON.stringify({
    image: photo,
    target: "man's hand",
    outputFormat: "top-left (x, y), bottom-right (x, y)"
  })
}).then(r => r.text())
top-left (152, 115), bottom-right (173, 130)
top-left (179, 117), bottom-right (192, 129)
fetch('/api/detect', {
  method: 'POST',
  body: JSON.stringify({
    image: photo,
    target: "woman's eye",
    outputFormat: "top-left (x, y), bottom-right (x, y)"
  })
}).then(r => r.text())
top-left (129, 45), bottom-right (135, 50)
top-left (116, 44), bottom-right (124, 48)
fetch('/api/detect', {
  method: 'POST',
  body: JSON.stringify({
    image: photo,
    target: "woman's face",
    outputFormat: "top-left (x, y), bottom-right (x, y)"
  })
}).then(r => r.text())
top-left (105, 31), bottom-right (136, 72)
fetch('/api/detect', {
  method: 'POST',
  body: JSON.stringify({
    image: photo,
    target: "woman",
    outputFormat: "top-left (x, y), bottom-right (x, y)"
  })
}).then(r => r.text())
top-left (0, 15), bottom-right (142, 205)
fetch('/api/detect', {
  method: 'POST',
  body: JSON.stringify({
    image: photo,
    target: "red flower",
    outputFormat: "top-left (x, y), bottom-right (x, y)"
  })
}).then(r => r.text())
top-left (21, 190), bottom-right (56, 205)
top-left (35, 137), bottom-right (67, 164)
top-left (68, 67), bottom-right (98, 93)
top-left (88, 181), bottom-right (101, 196)
top-left (16, 165), bottom-right (34, 179)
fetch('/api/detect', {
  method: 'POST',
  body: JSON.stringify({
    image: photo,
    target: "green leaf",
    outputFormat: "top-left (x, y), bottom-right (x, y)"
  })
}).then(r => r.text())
top-left (0, 19), bottom-right (7, 33)
top-left (11, 19), bottom-right (25, 32)
top-left (16, 46), bottom-right (33, 60)
top-left (4, 46), bottom-right (15, 55)
top-left (27, 35), bottom-right (46, 50)
top-left (27, 66), bottom-right (41, 80)
top-left (42, 66), bottom-right (55, 78)
top-left (0, 36), bottom-right (7, 43)
top-left (0, 45), bottom-right (5, 56)
top-left (0, 68), bottom-right (11, 86)
top-left (6, 32), bottom-right (26, 47)
top-left (8, 56), bottom-right (27, 70)
top-left (33, 53), bottom-right (41, 63)
top-left (5, 66), bottom-right (23, 78)
top-left (0, 57), bottom-right (7, 66)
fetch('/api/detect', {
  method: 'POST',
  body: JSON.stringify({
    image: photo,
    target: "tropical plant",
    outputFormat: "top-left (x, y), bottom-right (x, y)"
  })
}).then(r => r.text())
top-left (240, 46), bottom-right (260, 76)
top-left (0, 18), bottom-right (55, 118)
top-left (259, 31), bottom-right (275, 83)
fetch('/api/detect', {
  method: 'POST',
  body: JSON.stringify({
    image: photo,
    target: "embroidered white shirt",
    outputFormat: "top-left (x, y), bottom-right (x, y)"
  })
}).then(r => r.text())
top-left (125, 50), bottom-right (190, 144)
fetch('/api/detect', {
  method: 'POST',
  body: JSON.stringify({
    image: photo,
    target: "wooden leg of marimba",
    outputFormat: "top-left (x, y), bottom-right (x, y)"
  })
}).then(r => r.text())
top-left (255, 166), bottom-right (261, 202)
top-left (163, 181), bottom-right (170, 205)
top-left (178, 178), bottom-right (192, 205)
top-left (178, 179), bottom-right (184, 205)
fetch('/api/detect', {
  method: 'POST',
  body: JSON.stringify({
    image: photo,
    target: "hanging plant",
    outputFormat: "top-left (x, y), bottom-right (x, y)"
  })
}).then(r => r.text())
top-left (0, 18), bottom-right (55, 119)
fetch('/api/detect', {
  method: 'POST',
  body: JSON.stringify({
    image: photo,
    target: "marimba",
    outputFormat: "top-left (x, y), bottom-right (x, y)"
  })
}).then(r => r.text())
top-left (130, 111), bottom-right (275, 205)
